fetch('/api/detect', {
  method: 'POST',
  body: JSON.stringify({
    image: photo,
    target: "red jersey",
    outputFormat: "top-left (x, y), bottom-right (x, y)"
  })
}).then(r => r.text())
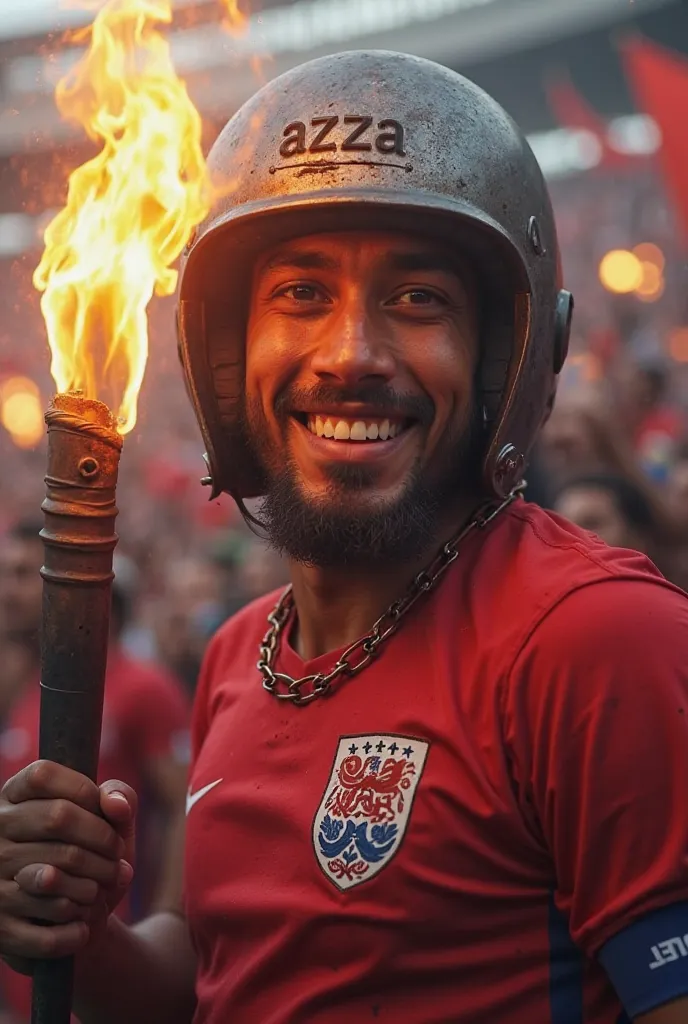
top-left (0, 649), bottom-right (190, 1021)
top-left (185, 500), bottom-right (688, 1024)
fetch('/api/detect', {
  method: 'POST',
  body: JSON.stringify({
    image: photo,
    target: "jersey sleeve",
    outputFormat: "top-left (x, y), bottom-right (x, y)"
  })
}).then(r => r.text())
top-left (504, 578), bottom-right (688, 1019)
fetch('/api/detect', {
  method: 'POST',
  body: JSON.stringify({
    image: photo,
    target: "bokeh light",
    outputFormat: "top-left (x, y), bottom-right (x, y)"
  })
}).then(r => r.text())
top-left (0, 376), bottom-right (44, 449)
top-left (668, 328), bottom-right (688, 363)
top-left (635, 261), bottom-right (665, 302)
top-left (633, 242), bottom-right (665, 271)
top-left (598, 249), bottom-right (643, 294)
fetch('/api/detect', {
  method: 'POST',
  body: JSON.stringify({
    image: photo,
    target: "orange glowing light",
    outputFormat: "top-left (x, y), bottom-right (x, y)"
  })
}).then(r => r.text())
top-left (219, 0), bottom-right (247, 31)
top-left (33, 0), bottom-right (212, 434)
top-left (636, 261), bottom-right (665, 302)
top-left (0, 377), bottom-right (44, 449)
top-left (668, 328), bottom-right (688, 363)
top-left (633, 242), bottom-right (665, 271)
top-left (598, 250), bottom-right (643, 295)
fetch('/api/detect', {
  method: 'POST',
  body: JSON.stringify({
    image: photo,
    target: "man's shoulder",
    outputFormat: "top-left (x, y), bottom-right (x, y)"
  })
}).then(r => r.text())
top-left (499, 499), bottom-right (672, 597)
top-left (498, 503), bottom-right (688, 672)
top-left (461, 500), bottom-right (686, 665)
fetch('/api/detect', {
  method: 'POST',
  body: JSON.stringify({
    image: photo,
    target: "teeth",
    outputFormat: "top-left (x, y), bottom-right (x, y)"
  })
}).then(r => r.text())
top-left (304, 415), bottom-right (405, 442)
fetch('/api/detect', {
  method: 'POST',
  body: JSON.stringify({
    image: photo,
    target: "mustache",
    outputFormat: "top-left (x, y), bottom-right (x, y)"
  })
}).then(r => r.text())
top-left (274, 383), bottom-right (435, 426)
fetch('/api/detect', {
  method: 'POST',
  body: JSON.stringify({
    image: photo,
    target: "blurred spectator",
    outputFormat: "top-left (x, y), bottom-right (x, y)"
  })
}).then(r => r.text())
top-left (613, 355), bottom-right (685, 482)
top-left (152, 553), bottom-right (228, 694)
top-left (663, 441), bottom-right (688, 591)
top-left (0, 520), bottom-right (191, 1022)
top-left (232, 535), bottom-right (289, 612)
top-left (553, 472), bottom-right (655, 554)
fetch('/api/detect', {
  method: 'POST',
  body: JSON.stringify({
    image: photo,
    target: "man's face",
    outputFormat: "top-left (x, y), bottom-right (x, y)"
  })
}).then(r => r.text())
top-left (0, 536), bottom-right (43, 639)
top-left (555, 485), bottom-right (641, 551)
top-left (244, 230), bottom-right (480, 567)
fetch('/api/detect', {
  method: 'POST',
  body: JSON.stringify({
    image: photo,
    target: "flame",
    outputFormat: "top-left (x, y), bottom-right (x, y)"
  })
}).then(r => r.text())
top-left (33, 0), bottom-right (211, 433)
top-left (219, 0), bottom-right (248, 32)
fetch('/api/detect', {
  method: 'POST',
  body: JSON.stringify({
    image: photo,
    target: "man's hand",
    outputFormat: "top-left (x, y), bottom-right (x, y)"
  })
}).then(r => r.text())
top-left (0, 761), bottom-right (136, 971)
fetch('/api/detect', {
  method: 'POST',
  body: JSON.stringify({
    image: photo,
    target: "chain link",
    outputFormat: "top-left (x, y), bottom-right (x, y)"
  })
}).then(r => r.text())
top-left (258, 491), bottom-right (518, 706)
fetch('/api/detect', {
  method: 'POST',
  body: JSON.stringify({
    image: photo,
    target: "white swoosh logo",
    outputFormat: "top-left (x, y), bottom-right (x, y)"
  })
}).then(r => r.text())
top-left (186, 778), bottom-right (222, 815)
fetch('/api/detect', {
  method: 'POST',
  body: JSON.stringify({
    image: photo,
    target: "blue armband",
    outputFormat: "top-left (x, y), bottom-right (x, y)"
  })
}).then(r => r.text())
top-left (599, 902), bottom-right (688, 1017)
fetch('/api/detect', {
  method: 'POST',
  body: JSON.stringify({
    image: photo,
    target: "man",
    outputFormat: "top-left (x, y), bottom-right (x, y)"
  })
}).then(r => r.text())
top-left (553, 472), bottom-right (655, 553)
top-left (0, 51), bottom-right (687, 1024)
top-left (0, 522), bottom-right (191, 1019)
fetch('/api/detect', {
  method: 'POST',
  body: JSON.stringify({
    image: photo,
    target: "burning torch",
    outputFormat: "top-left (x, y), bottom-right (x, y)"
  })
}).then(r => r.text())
top-left (29, 0), bottom-right (212, 1019)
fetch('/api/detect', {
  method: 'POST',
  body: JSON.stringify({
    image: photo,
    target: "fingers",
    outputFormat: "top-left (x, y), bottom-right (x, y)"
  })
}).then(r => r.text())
top-left (15, 864), bottom-right (97, 905)
top-left (2, 763), bottom-right (101, 815)
top-left (0, 914), bottom-right (89, 960)
top-left (0, 843), bottom-right (124, 888)
top-left (14, 861), bottom-right (132, 902)
top-left (0, 880), bottom-right (90, 926)
top-left (0, 800), bottom-right (125, 860)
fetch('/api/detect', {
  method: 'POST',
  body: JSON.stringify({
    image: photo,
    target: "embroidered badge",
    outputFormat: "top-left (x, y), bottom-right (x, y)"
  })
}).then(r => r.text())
top-left (313, 734), bottom-right (429, 891)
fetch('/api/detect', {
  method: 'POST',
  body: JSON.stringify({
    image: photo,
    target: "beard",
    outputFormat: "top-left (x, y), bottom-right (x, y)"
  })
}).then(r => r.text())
top-left (245, 382), bottom-right (482, 569)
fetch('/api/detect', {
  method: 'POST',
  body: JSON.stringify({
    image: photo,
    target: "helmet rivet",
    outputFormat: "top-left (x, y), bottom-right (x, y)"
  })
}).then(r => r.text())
top-left (528, 216), bottom-right (546, 257)
top-left (495, 444), bottom-right (524, 481)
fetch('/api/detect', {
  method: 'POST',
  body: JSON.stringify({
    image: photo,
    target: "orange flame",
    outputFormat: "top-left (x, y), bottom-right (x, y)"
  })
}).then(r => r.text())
top-left (219, 0), bottom-right (248, 32)
top-left (33, 0), bottom-right (211, 433)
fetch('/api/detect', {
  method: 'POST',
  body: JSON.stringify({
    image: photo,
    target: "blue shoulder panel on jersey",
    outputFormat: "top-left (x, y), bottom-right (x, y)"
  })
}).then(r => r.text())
top-left (599, 901), bottom-right (688, 1017)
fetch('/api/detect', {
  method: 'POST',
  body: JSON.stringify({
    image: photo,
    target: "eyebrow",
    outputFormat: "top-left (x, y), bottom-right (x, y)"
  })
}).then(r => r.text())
top-left (385, 252), bottom-right (465, 277)
top-left (262, 250), bottom-right (340, 273)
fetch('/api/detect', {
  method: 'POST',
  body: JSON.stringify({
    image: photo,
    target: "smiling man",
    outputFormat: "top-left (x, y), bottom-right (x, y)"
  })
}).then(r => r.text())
top-left (1, 50), bottom-right (688, 1024)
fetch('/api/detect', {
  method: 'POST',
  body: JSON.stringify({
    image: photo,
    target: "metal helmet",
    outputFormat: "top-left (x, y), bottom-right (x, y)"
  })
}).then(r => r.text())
top-left (177, 50), bottom-right (572, 502)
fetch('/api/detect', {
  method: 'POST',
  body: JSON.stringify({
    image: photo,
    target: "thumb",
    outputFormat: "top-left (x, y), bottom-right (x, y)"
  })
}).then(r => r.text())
top-left (99, 780), bottom-right (137, 864)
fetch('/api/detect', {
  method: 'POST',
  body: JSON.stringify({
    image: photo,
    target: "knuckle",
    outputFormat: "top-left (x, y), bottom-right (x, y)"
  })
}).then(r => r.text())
top-left (45, 800), bottom-right (71, 836)
top-left (81, 880), bottom-right (99, 903)
top-left (0, 914), bottom-right (22, 953)
top-left (53, 898), bottom-right (77, 923)
top-left (0, 843), bottom-right (16, 878)
top-left (25, 761), bottom-right (53, 795)
top-left (60, 845), bottom-right (85, 873)
top-left (36, 927), bottom-right (60, 957)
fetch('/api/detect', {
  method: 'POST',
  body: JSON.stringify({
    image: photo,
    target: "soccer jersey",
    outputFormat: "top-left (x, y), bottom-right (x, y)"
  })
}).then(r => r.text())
top-left (185, 500), bottom-right (688, 1024)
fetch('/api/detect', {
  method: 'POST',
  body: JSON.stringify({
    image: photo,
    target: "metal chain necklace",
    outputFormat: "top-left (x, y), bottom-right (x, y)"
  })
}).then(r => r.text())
top-left (258, 490), bottom-right (518, 706)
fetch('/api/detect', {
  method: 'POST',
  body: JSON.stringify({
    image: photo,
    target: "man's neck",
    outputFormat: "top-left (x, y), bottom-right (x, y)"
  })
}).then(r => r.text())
top-left (287, 496), bottom-right (482, 661)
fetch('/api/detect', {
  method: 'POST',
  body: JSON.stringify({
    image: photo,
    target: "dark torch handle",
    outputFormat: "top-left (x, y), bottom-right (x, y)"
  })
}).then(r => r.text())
top-left (32, 396), bottom-right (121, 1024)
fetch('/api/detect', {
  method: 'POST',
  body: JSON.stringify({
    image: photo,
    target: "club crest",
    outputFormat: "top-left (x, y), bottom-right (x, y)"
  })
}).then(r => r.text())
top-left (313, 734), bottom-right (429, 891)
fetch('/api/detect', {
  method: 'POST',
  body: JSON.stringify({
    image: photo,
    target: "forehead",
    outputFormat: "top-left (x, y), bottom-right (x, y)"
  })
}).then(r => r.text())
top-left (255, 230), bottom-right (471, 279)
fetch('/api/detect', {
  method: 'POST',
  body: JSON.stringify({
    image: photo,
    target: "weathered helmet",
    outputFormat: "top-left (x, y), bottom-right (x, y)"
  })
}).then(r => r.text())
top-left (177, 50), bottom-right (572, 502)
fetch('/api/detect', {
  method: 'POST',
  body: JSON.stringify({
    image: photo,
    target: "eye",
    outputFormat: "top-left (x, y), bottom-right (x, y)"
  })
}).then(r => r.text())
top-left (388, 288), bottom-right (447, 307)
top-left (274, 283), bottom-right (329, 303)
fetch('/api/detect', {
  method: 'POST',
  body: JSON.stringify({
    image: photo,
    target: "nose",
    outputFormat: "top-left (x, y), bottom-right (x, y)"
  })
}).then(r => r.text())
top-left (309, 290), bottom-right (396, 385)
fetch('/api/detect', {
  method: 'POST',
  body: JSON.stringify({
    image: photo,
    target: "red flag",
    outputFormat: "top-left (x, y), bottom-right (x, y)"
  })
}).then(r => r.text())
top-left (621, 37), bottom-right (688, 242)
top-left (545, 72), bottom-right (633, 171)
